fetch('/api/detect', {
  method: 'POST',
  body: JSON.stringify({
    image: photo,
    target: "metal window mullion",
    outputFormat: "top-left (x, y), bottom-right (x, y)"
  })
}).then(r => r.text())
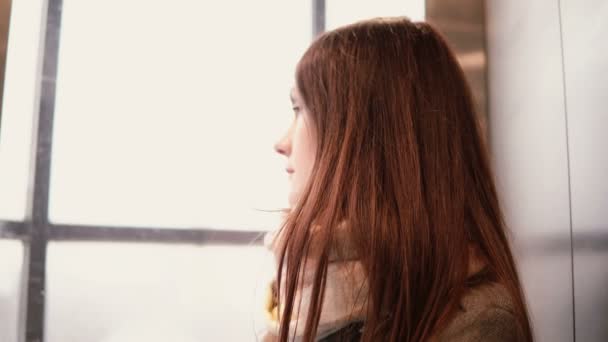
top-left (47, 224), bottom-right (265, 245)
top-left (313, 0), bottom-right (325, 38)
top-left (0, 220), bottom-right (26, 239)
top-left (21, 0), bottom-right (63, 341)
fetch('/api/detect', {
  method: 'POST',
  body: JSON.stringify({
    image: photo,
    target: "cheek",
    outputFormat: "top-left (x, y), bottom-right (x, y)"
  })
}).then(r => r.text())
top-left (292, 118), bottom-right (316, 177)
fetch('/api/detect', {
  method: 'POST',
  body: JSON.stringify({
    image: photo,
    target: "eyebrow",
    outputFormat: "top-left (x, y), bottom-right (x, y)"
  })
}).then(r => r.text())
top-left (290, 93), bottom-right (296, 104)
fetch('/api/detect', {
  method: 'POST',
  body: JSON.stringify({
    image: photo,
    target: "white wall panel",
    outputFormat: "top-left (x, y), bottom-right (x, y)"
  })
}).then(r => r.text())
top-left (560, 1), bottom-right (608, 340)
top-left (486, 1), bottom-right (574, 340)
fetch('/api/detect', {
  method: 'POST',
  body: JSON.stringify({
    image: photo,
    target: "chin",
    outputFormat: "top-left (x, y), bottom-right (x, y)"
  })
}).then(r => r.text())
top-left (288, 192), bottom-right (299, 209)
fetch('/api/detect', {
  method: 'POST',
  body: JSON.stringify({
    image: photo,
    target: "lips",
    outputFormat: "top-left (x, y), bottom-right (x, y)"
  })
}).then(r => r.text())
top-left (286, 168), bottom-right (294, 174)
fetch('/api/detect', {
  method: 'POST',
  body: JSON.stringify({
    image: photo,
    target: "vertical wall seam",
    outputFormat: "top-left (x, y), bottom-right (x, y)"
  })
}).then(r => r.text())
top-left (556, 0), bottom-right (576, 341)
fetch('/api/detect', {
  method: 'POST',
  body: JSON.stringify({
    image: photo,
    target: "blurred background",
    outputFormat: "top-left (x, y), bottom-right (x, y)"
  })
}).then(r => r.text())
top-left (0, 0), bottom-right (606, 341)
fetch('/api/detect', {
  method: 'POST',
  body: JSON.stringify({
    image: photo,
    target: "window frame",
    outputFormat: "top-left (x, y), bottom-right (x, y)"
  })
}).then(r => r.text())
top-left (0, 0), bottom-right (326, 340)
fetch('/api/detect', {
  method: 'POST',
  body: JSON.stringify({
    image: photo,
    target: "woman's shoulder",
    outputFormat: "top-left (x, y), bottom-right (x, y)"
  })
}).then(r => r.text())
top-left (319, 282), bottom-right (526, 342)
top-left (439, 305), bottom-right (525, 341)
top-left (438, 282), bottom-right (526, 342)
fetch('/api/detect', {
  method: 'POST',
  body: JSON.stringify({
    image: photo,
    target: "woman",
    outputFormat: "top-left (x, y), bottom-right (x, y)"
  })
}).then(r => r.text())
top-left (262, 17), bottom-right (533, 341)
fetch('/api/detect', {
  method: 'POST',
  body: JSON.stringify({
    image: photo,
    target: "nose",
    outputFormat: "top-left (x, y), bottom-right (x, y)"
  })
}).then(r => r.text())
top-left (275, 117), bottom-right (295, 156)
top-left (274, 133), bottom-right (291, 156)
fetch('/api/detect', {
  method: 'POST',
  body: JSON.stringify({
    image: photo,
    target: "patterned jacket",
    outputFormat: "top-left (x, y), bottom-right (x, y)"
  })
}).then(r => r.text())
top-left (320, 282), bottom-right (526, 342)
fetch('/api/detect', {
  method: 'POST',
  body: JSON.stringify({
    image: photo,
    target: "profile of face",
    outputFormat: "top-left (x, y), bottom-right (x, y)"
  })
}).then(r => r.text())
top-left (274, 86), bottom-right (317, 208)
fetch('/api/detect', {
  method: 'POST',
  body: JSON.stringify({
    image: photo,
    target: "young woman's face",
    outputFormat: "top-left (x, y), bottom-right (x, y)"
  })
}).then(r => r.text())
top-left (274, 86), bottom-right (316, 207)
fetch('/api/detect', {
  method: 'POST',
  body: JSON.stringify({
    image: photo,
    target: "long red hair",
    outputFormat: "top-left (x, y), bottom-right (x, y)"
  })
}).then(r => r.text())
top-left (275, 17), bottom-right (532, 341)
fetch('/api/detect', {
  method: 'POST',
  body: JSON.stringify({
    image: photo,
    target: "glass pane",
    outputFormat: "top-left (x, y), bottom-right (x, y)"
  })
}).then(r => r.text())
top-left (49, 0), bottom-right (311, 230)
top-left (0, 0), bottom-right (45, 220)
top-left (0, 239), bottom-right (24, 342)
top-left (46, 242), bottom-right (274, 342)
top-left (326, 0), bottom-right (425, 31)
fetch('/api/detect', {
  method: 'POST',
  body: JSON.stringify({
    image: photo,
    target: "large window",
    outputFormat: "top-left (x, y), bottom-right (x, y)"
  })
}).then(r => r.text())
top-left (48, 0), bottom-right (313, 230)
top-left (0, 0), bottom-right (425, 340)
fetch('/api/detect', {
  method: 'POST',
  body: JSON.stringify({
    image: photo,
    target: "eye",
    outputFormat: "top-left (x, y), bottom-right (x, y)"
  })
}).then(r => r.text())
top-left (292, 106), bottom-right (301, 116)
